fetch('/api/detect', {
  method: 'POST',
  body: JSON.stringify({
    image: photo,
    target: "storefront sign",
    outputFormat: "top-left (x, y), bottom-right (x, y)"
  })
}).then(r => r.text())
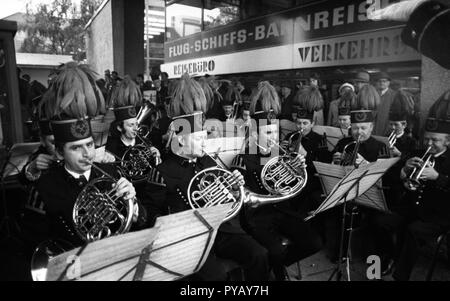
top-left (293, 28), bottom-right (419, 68)
top-left (161, 28), bottom-right (419, 78)
top-left (164, 0), bottom-right (401, 63)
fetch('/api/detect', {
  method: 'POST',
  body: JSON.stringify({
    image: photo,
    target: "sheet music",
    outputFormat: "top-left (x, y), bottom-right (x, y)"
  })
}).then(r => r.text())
top-left (312, 125), bottom-right (346, 151)
top-left (311, 158), bottom-right (399, 217)
top-left (3, 142), bottom-right (40, 178)
top-left (46, 204), bottom-right (231, 281)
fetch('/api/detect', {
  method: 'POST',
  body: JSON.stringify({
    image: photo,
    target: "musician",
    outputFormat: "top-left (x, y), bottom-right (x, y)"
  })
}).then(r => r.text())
top-left (35, 118), bottom-right (147, 247)
top-left (217, 82), bottom-right (240, 122)
top-left (152, 111), bottom-right (270, 281)
top-left (231, 110), bottom-right (322, 281)
top-left (332, 110), bottom-right (387, 165)
top-left (105, 105), bottom-right (160, 159)
top-left (388, 118), bottom-right (415, 159)
top-left (337, 107), bottom-right (352, 136)
top-left (393, 115), bottom-right (450, 280)
top-left (282, 108), bottom-right (328, 211)
top-left (365, 104), bottom-right (417, 276)
top-left (19, 119), bottom-right (58, 253)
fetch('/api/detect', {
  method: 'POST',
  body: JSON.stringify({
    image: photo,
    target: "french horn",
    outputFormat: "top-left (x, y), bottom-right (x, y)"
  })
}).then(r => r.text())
top-left (186, 140), bottom-right (308, 220)
top-left (31, 164), bottom-right (135, 281)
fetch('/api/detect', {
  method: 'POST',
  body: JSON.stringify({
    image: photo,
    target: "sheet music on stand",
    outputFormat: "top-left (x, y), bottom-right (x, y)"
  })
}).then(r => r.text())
top-left (312, 125), bottom-right (346, 152)
top-left (2, 142), bottom-right (40, 178)
top-left (45, 204), bottom-right (232, 281)
top-left (309, 158), bottom-right (399, 219)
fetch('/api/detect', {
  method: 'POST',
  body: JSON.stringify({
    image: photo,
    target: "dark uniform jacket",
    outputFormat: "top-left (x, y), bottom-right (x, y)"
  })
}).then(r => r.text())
top-left (394, 133), bottom-right (417, 160)
top-left (19, 146), bottom-right (53, 212)
top-left (155, 153), bottom-right (245, 234)
top-left (284, 130), bottom-right (329, 168)
top-left (231, 152), bottom-right (301, 223)
top-left (409, 148), bottom-right (450, 226)
top-left (105, 135), bottom-right (147, 159)
top-left (333, 136), bottom-right (387, 163)
top-left (402, 0), bottom-right (450, 69)
top-left (36, 163), bottom-right (148, 247)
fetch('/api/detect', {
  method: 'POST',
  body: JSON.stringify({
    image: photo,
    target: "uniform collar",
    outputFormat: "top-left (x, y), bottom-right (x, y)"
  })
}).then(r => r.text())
top-left (434, 148), bottom-right (448, 159)
top-left (64, 165), bottom-right (91, 181)
top-left (121, 136), bottom-right (136, 147)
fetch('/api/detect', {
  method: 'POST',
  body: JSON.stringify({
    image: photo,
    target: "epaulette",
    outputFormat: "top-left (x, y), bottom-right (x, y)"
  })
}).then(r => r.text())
top-left (147, 168), bottom-right (166, 186)
top-left (230, 154), bottom-right (246, 171)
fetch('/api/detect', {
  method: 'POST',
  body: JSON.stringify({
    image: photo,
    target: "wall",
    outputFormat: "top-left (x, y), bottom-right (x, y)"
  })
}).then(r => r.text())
top-left (420, 56), bottom-right (450, 133)
top-left (86, 0), bottom-right (144, 78)
top-left (86, 0), bottom-right (114, 76)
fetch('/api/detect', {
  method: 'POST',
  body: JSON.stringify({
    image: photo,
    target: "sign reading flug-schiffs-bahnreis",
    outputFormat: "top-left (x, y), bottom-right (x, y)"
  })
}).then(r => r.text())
top-left (162, 0), bottom-right (420, 78)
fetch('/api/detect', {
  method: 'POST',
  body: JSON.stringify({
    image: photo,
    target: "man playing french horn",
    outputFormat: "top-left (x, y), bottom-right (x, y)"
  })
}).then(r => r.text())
top-left (36, 118), bottom-right (148, 247)
top-left (151, 111), bottom-right (270, 281)
top-left (231, 109), bottom-right (322, 281)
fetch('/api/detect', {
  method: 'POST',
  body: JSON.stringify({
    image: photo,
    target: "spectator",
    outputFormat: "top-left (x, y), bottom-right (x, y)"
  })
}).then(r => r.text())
top-left (327, 83), bottom-right (355, 127)
top-left (374, 72), bottom-right (397, 136)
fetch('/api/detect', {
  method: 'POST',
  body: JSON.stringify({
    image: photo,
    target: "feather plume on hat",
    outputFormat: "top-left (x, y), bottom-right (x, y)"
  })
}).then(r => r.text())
top-left (110, 75), bottom-right (142, 108)
top-left (389, 90), bottom-right (415, 121)
top-left (169, 73), bottom-right (207, 117)
top-left (354, 84), bottom-right (380, 110)
top-left (428, 89), bottom-right (450, 120)
top-left (197, 77), bottom-right (215, 111)
top-left (40, 62), bottom-right (106, 120)
top-left (249, 81), bottom-right (281, 115)
top-left (338, 89), bottom-right (356, 109)
top-left (293, 85), bottom-right (324, 112)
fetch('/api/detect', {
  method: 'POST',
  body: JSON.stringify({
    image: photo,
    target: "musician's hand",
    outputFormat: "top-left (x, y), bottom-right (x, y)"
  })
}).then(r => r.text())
top-left (31, 154), bottom-right (55, 171)
top-left (391, 146), bottom-right (402, 157)
top-left (114, 177), bottom-right (136, 200)
top-left (332, 152), bottom-right (342, 164)
top-left (420, 167), bottom-right (439, 181)
top-left (232, 170), bottom-right (245, 187)
top-left (295, 154), bottom-right (307, 169)
top-left (367, 0), bottom-right (427, 22)
top-left (132, 199), bottom-right (139, 223)
top-left (280, 140), bottom-right (289, 149)
top-left (405, 157), bottom-right (423, 170)
top-left (355, 154), bottom-right (367, 165)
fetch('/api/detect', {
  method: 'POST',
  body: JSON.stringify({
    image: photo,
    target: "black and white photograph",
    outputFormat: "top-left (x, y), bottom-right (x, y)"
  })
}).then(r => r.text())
top-left (0, 0), bottom-right (449, 286)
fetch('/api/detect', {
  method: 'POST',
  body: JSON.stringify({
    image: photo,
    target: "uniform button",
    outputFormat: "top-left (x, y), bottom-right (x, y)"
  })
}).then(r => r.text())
top-left (416, 202), bottom-right (419, 205)
top-left (411, 30), bottom-right (417, 39)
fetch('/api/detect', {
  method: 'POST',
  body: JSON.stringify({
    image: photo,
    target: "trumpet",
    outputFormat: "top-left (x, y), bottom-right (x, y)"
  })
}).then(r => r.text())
top-left (388, 130), bottom-right (397, 148)
top-left (404, 146), bottom-right (435, 191)
top-left (338, 135), bottom-right (362, 167)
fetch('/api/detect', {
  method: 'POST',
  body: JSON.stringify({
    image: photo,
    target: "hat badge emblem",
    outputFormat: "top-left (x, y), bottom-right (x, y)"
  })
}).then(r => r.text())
top-left (355, 112), bottom-right (367, 122)
top-left (71, 120), bottom-right (89, 139)
top-left (426, 119), bottom-right (439, 131)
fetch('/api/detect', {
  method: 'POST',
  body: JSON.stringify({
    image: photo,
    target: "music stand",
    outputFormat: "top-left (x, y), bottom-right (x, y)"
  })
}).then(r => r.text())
top-left (309, 158), bottom-right (399, 281)
top-left (0, 143), bottom-right (40, 242)
top-left (44, 204), bottom-right (231, 281)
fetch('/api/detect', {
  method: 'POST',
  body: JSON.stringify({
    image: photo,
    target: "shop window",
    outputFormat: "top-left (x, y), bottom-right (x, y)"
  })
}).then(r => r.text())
top-left (204, 0), bottom-right (240, 30)
top-left (166, 0), bottom-right (202, 41)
